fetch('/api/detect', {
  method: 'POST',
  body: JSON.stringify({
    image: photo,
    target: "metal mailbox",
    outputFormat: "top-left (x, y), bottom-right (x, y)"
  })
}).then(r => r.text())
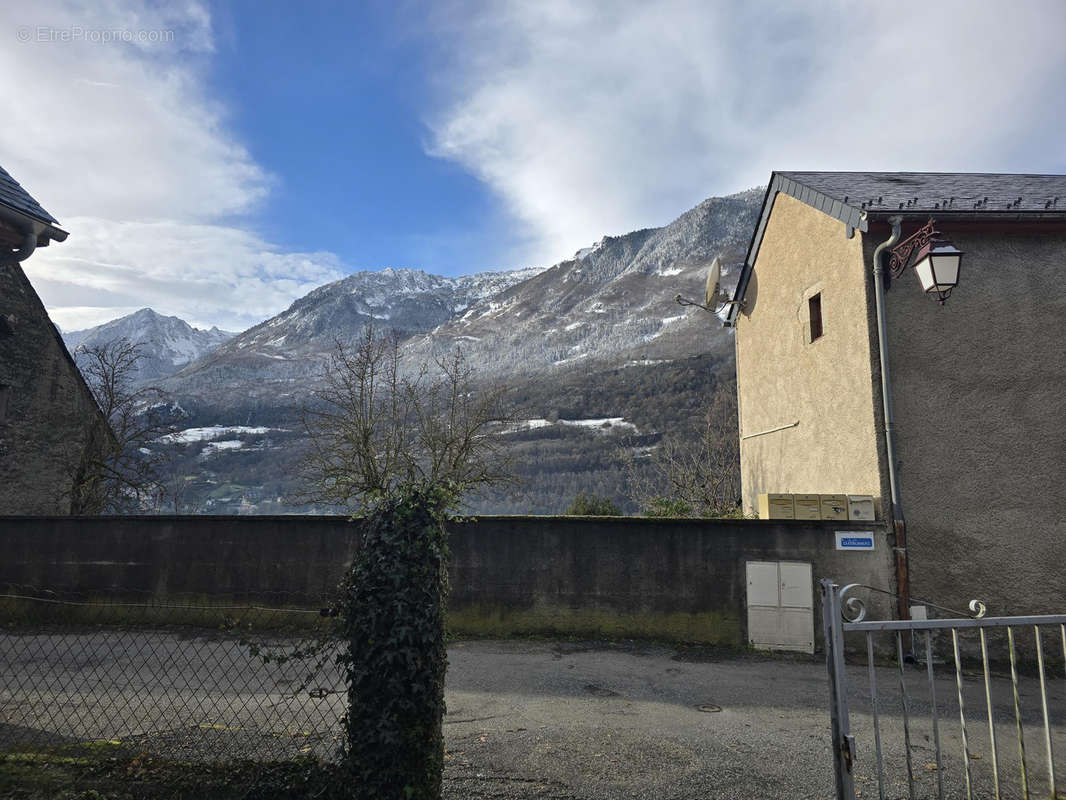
top-left (757, 493), bottom-right (795, 519)
top-left (818, 494), bottom-right (849, 521)
top-left (846, 494), bottom-right (876, 521)
top-left (793, 494), bottom-right (821, 520)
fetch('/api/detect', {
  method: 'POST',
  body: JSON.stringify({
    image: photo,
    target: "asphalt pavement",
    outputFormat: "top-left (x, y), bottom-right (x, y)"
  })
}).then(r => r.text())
top-left (3, 633), bottom-right (1063, 799)
top-left (440, 639), bottom-right (1064, 800)
top-left (442, 639), bottom-right (837, 799)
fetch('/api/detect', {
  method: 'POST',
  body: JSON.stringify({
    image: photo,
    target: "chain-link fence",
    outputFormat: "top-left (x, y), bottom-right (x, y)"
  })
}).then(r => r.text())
top-left (0, 585), bottom-right (347, 762)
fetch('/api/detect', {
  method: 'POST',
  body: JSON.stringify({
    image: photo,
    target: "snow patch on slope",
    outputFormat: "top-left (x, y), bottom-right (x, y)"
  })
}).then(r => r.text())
top-left (160, 425), bottom-right (284, 444)
top-left (498, 417), bottom-right (638, 435)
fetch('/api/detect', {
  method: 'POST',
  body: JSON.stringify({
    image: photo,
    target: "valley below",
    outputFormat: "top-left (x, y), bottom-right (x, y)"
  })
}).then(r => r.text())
top-left (155, 350), bottom-right (736, 516)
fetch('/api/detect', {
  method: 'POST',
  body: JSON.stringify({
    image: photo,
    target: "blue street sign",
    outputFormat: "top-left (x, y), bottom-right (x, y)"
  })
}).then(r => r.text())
top-left (835, 532), bottom-right (875, 551)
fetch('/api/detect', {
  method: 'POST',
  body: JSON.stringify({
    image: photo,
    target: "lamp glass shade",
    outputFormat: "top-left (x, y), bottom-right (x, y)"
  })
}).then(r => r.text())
top-left (913, 243), bottom-right (962, 293)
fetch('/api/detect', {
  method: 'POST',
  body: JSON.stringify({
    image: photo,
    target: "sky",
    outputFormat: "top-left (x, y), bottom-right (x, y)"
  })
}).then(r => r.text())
top-left (3, 0), bottom-right (1066, 332)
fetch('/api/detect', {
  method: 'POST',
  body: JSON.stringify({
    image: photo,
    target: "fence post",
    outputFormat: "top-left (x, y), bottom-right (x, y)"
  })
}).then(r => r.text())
top-left (822, 579), bottom-right (857, 800)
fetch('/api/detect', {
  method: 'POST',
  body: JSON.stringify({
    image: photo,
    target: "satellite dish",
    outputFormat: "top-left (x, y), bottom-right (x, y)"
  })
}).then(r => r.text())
top-left (675, 252), bottom-right (743, 319)
top-left (705, 256), bottom-right (723, 308)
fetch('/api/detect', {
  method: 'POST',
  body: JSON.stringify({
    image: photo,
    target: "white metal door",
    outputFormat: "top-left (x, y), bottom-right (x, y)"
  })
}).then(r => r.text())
top-left (746, 560), bottom-right (814, 653)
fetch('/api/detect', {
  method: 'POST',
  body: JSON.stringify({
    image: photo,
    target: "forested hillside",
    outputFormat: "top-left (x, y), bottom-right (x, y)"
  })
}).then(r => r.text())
top-left (150, 347), bottom-right (736, 516)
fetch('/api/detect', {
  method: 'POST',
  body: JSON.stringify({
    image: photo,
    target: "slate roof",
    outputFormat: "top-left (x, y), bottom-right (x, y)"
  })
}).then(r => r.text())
top-left (778, 171), bottom-right (1066, 216)
top-left (0, 164), bottom-right (60, 225)
top-left (725, 171), bottom-right (1066, 326)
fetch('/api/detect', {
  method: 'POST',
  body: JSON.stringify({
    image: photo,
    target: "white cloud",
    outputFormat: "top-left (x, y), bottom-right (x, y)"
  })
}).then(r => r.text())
top-left (426, 0), bottom-right (1066, 266)
top-left (1, 0), bottom-right (343, 331)
top-left (9, 0), bottom-right (1066, 332)
top-left (25, 218), bottom-right (344, 332)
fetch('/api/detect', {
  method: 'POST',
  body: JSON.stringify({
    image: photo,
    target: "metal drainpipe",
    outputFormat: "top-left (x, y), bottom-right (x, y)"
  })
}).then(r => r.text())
top-left (8, 229), bottom-right (37, 262)
top-left (871, 215), bottom-right (911, 625)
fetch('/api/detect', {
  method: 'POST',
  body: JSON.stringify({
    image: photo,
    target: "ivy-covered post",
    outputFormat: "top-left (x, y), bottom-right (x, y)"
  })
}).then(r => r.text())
top-left (296, 331), bottom-right (513, 796)
top-left (339, 486), bottom-right (452, 799)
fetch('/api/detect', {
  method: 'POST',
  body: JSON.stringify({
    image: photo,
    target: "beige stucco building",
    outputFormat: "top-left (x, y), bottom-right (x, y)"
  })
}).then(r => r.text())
top-left (728, 172), bottom-right (1066, 619)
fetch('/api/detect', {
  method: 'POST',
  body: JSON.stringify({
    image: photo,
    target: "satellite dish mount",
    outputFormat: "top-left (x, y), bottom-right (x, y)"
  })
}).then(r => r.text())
top-left (675, 255), bottom-right (744, 316)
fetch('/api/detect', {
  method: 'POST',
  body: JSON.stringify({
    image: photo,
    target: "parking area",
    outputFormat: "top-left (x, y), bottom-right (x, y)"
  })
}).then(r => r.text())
top-left (443, 639), bottom-right (837, 799)
top-left (3, 633), bottom-right (1064, 799)
top-left (444, 640), bottom-right (1065, 799)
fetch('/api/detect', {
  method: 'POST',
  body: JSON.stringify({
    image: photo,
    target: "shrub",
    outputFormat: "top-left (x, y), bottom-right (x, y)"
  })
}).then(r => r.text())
top-left (642, 496), bottom-right (693, 517)
top-left (565, 491), bottom-right (622, 516)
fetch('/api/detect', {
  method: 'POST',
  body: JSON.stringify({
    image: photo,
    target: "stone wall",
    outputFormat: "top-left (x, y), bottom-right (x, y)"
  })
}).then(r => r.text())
top-left (0, 514), bottom-right (894, 648)
top-left (0, 260), bottom-right (109, 514)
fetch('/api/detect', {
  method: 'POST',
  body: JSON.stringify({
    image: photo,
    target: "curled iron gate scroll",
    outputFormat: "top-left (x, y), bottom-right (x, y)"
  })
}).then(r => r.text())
top-left (821, 580), bottom-right (1065, 800)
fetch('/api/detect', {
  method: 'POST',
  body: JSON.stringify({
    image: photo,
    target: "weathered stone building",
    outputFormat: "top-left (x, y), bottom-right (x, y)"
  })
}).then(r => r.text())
top-left (0, 164), bottom-right (112, 514)
top-left (727, 171), bottom-right (1066, 619)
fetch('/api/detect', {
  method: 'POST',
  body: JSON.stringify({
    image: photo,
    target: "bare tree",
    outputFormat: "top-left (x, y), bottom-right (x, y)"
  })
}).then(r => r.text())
top-left (164, 472), bottom-right (193, 514)
top-left (625, 388), bottom-right (742, 517)
top-left (297, 326), bottom-right (514, 512)
top-left (69, 339), bottom-right (174, 514)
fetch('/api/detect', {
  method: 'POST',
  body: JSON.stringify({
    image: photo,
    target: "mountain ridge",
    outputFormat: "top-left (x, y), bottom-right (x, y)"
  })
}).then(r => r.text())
top-left (62, 308), bottom-right (235, 383)
top-left (400, 187), bottom-right (761, 379)
top-left (162, 266), bottom-right (548, 405)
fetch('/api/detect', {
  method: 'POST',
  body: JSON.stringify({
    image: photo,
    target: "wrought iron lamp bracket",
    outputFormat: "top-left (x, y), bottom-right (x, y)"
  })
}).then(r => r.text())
top-left (887, 218), bottom-right (938, 280)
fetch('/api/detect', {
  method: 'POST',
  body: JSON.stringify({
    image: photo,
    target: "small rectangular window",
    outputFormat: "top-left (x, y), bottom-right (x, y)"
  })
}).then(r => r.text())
top-left (0, 383), bottom-right (9, 421)
top-left (808, 293), bottom-right (823, 342)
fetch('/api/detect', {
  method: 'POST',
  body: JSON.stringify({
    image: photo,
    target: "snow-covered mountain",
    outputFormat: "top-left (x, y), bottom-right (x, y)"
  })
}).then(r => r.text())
top-left (402, 187), bottom-right (761, 378)
top-left (62, 308), bottom-right (234, 383)
top-left (221, 265), bottom-right (545, 354)
top-left (164, 266), bottom-right (545, 403)
top-left (165, 188), bottom-right (760, 409)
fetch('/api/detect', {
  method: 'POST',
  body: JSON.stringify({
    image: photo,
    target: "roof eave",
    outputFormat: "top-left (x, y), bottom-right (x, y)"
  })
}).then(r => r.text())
top-left (724, 175), bottom-right (1066, 328)
top-left (864, 209), bottom-right (1066, 224)
top-left (0, 202), bottom-right (67, 246)
top-left (725, 172), bottom-right (869, 327)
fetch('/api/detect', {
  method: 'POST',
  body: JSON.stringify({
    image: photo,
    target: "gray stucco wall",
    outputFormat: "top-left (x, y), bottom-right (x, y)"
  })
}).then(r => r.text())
top-left (0, 515), bottom-right (894, 649)
top-left (872, 227), bottom-right (1066, 617)
top-left (0, 261), bottom-right (108, 514)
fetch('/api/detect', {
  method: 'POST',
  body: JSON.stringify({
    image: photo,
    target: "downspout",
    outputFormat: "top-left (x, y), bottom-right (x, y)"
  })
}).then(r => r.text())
top-left (871, 215), bottom-right (910, 624)
top-left (8, 229), bottom-right (37, 262)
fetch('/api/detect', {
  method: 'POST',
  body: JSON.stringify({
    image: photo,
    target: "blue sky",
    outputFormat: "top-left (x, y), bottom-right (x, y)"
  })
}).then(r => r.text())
top-left (3, 0), bottom-right (1066, 332)
top-left (205, 1), bottom-right (515, 274)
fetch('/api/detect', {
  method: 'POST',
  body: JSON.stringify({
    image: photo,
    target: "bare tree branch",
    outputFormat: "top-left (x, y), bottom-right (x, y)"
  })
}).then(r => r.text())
top-left (624, 387), bottom-right (742, 517)
top-left (68, 339), bottom-right (176, 514)
top-left (296, 327), bottom-right (514, 512)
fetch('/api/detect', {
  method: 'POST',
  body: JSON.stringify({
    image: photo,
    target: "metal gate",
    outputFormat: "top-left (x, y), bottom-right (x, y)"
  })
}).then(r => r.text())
top-left (822, 579), bottom-right (1066, 800)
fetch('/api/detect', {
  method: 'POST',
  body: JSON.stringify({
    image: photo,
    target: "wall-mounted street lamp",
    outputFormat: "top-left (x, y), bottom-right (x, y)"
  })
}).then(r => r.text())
top-left (887, 219), bottom-right (963, 304)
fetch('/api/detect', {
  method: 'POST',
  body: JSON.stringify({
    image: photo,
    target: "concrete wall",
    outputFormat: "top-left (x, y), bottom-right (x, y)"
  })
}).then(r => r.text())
top-left (0, 260), bottom-right (108, 514)
top-left (0, 515), bottom-right (894, 648)
top-left (734, 193), bottom-right (886, 514)
top-left (873, 226), bottom-right (1066, 617)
